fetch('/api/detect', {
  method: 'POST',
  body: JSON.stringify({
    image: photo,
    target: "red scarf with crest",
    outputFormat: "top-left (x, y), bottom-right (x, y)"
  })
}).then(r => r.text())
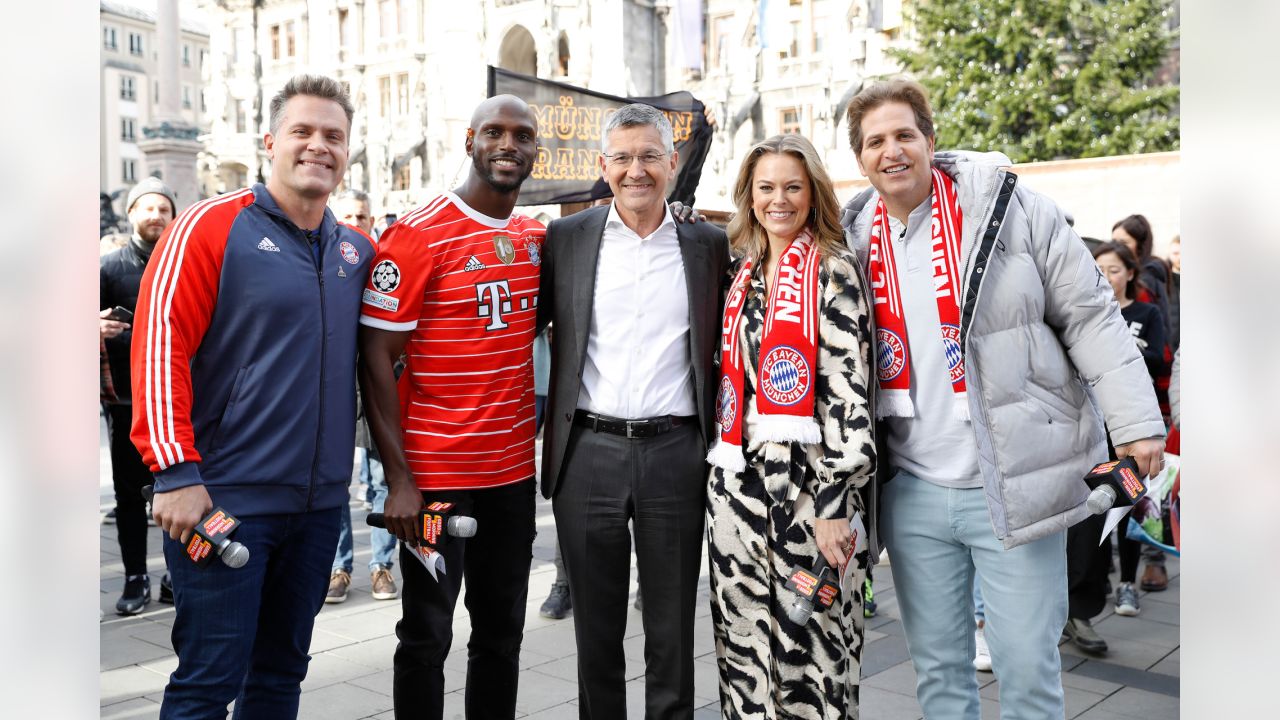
top-left (867, 168), bottom-right (968, 420)
top-left (708, 230), bottom-right (822, 472)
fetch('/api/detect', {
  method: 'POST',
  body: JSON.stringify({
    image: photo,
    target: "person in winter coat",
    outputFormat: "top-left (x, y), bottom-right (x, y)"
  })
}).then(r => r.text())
top-left (840, 79), bottom-right (1165, 720)
top-left (101, 176), bottom-right (178, 615)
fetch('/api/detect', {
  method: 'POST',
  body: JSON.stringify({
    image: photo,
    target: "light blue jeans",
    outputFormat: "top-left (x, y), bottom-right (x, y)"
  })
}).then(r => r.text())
top-left (974, 576), bottom-right (985, 623)
top-left (882, 470), bottom-right (1067, 720)
top-left (333, 449), bottom-right (397, 573)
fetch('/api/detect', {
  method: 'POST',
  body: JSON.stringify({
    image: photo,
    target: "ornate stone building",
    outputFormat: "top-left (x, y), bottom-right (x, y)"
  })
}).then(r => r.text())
top-left (100, 1), bottom-right (210, 213)
top-left (196, 0), bottom-right (687, 216)
top-left (674, 0), bottom-right (909, 210)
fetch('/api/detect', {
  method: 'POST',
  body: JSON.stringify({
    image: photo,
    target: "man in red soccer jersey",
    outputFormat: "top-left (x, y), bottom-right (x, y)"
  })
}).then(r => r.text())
top-left (358, 95), bottom-right (542, 720)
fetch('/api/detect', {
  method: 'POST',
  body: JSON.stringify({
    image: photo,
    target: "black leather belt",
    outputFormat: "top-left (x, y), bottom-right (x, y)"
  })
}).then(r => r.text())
top-left (573, 410), bottom-right (695, 439)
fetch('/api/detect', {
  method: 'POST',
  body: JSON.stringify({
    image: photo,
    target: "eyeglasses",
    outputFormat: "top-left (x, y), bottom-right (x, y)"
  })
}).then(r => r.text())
top-left (602, 152), bottom-right (668, 167)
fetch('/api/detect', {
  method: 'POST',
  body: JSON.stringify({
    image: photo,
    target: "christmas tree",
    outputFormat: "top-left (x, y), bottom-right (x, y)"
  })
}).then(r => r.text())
top-left (893, 0), bottom-right (1179, 162)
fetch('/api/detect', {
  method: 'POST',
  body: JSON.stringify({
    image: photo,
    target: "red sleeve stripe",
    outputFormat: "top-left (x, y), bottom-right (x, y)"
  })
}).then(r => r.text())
top-left (424, 228), bottom-right (510, 250)
top-left (143, 189), bottom-right (252, 469)
top-left (399, 194), bottom-right (451, 226)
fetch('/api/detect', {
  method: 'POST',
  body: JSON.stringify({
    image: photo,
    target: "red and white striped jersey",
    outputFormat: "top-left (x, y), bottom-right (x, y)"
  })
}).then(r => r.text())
top-left (359, 192), bottom-right (545, 491)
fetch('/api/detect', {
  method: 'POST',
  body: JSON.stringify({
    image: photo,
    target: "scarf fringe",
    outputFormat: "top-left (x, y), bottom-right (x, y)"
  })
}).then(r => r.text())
top-left (706, 439), bottom-right (747, 473)
top-left (755, 414), bottom-right (822, 444)
top-left (952, 395), bottom-right (971, 422)
top-left (876, 391), bottom-right (915, 419)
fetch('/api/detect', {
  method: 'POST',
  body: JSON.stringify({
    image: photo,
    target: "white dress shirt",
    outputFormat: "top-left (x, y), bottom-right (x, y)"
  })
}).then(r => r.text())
top-left (578, 203), bottom-right (696, 419)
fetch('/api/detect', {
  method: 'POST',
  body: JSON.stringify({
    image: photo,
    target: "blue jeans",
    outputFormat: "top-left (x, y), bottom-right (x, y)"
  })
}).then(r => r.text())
top-left (973, 575), bottom-right (985, 623)
top-left (333, 449), bottom-right (396, 573)
top-left (882, 470), bottom-right (1067, 720)
top-left (160, 506), bottom-right (341, 720)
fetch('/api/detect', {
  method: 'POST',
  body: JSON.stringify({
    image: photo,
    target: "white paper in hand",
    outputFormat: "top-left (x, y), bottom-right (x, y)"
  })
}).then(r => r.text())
top-left (838, 514), bottom-right (869, 588)
top-left (407, 544), bottom-right (447, 580)
top-left (1100, 506), bottom-right (1132, 545)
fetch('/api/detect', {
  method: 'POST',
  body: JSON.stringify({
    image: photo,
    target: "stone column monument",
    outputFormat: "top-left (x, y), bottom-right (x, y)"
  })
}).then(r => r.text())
top-left (138, 0), bottom-right (203, 212)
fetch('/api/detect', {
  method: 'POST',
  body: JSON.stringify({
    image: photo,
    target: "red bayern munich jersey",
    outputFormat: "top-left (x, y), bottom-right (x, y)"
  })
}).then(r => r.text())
top-left (359, 192), bottom-right (545, 490)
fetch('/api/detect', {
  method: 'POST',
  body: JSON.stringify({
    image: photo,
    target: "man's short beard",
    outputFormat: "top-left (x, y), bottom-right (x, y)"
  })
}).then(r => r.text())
top-left (135, 225), bottom-right (164, 244)
top-left (475, 156), bottom-right (531, 193)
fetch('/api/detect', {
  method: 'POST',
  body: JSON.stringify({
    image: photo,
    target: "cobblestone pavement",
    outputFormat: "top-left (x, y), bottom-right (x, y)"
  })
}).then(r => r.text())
top-left (101, 420), bottom-right (1179, 719)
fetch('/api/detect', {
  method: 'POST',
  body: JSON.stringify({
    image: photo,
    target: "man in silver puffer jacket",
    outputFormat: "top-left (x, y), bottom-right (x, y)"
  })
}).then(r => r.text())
top-left (840, 79), bottom-right (1165, 720)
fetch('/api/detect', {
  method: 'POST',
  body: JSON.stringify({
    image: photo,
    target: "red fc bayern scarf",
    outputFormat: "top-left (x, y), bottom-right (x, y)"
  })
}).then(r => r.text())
top-left (868, 168), bottom-right (969, 420)
top-left (708, 230), bottom-right (822, 473)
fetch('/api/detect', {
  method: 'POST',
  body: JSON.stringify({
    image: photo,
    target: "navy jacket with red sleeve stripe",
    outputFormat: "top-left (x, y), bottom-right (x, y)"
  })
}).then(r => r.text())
top-left (129, 184), bottom-right (375, 516)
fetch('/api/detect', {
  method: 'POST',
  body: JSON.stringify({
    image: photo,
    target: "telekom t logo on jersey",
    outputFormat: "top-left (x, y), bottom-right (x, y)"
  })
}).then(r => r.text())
top-left (475, 280), bottom-right (513, 330)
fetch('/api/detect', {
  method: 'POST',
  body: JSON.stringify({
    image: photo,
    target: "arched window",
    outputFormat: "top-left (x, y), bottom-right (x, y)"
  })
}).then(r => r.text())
top-left (556, 31), bottom-right (570, 77)
top-left (498, 25), bottom-right (537, 75)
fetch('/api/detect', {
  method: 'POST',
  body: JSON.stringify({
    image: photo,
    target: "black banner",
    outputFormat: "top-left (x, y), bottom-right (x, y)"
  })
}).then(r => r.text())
top-left (487, 66), bottom-right (713, 206)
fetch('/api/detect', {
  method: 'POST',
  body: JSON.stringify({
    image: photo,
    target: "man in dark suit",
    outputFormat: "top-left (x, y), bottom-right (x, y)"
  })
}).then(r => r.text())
top-left (537, 103), bottom-right (729, 719)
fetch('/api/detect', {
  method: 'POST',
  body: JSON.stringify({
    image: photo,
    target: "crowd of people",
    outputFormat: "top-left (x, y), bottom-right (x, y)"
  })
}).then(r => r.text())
top-left (100, 73), bottom-right (1179, 720)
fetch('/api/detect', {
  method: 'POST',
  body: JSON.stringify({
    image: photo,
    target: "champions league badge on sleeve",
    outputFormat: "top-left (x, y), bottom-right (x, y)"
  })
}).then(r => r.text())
top-left (716, 376), bottom-right (738, 433)
top-left (877, 328), bottom-right (906, 382)
top-left (525, 239), bottom-right (541, 267)
top-left (371, 259), bottom-right (401, 293)
top-left (941, 323), bottom-right (965, 384)
top-left (760, 346), bottom-right (811, 406)
top-left (339, 241), bottom-right (360, 265)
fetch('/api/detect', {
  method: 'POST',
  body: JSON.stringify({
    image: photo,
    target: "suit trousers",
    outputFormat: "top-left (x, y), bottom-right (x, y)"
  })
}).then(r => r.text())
top-left (553, 423), bottom-right (706, 720)
top-left (392, 479), bottom-right (536, 720)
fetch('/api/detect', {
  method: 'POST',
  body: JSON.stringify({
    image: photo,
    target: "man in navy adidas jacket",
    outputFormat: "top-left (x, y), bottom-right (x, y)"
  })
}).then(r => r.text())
top-left (131, 75), bottom-right (374, 719)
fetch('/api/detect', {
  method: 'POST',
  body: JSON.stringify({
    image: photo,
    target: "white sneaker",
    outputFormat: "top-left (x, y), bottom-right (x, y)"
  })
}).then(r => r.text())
top-left (974, 624), bottom-right (993, 672)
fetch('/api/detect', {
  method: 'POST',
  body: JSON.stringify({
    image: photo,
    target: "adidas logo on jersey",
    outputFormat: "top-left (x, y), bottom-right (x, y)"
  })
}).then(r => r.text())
top-left (464, 255), bottom-right (486, 272)
top-left (257, 237), bottom-right (281, 252)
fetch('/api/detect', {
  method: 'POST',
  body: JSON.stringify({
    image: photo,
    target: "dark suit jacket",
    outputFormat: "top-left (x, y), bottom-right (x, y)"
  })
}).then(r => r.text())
top-left (536, 205), bottom-right (730, 499)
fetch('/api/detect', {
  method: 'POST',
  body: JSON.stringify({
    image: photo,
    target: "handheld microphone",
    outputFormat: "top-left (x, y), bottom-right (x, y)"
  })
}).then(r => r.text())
top-left (141, 485), bottom-right (250, 569)
top-left (185, 510), bottom-right (250, 568)
top-left (367, 501), bottom-right (477, 546)
top-left (784, 555), bottom-right (841, 625)
top-left (1083, 457), bottom-right (1148, 516)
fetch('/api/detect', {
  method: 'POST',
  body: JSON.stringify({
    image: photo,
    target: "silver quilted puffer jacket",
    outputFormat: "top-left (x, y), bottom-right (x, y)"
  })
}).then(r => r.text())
top-left (842, 151), bottom-right (1165, 550)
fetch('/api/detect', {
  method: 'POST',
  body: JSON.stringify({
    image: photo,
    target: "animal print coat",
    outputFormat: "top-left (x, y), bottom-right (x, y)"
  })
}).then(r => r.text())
top-left (707, 252), bottom-right (877, 719)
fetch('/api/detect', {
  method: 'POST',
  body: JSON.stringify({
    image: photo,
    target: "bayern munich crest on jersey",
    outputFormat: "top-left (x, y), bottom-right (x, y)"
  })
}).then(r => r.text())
top-left (493, 235), bottom-right (516, 265)
top-left (371, 259), bottom-right (401, 292)
top-left (877, 328), bottom-right (906, 382)
top-left (941, 323), bottom-right (964, 384)
top-left (339, 241), bottom-right (360, 265)
top-left (760, 345), bottom-right (811, 406)
top-left (526, 239), bottom-right (541, 267)
top-left (716, 376), bottom-right (738, 433)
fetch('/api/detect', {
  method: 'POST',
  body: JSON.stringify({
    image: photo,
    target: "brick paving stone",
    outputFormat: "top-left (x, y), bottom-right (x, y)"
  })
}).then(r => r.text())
top-left (100, 419), bottom-right (1180, 719)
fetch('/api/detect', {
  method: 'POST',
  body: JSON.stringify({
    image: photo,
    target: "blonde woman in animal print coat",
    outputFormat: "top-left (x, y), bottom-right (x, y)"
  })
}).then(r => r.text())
top-left (706, 134), bottom-right (876, 720)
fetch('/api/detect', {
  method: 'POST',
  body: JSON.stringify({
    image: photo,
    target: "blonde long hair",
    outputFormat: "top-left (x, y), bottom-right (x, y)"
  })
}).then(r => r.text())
top-left (726, 134), bottom-right (847, 266)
